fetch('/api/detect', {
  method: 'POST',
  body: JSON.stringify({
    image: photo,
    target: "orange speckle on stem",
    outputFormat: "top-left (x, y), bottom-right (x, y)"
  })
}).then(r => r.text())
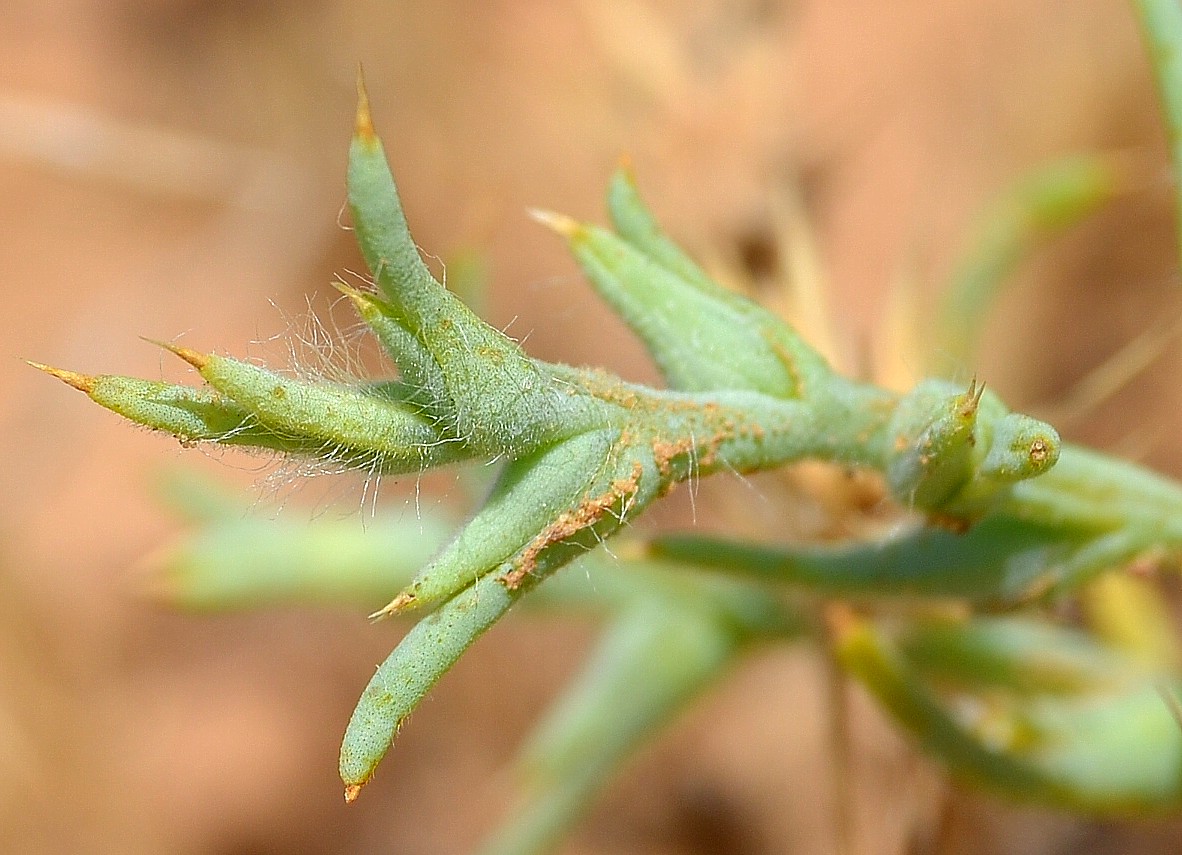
top-left (502, 462), bottom-right (644, 590)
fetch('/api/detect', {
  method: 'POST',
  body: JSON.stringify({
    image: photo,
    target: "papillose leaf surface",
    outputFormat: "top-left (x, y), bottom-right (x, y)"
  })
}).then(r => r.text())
top-left (34, 65), bottom-right (1182, 848)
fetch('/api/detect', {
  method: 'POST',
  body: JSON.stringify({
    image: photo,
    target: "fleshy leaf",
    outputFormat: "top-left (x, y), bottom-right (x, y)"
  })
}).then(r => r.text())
top-left (149, 507), bottom-right (453, 611)
top-left (372, 428), bottom-right (620, 616)
top-left (348, 78), bottom-right (593, 453)
top-left (935, 154), bottom-right (1124, 370)
top-left (32, 365), bottom-right (323, 456)
top-left (652, 516), bottom-right (1089, 604)
top-left (1134, 0), bottom-right (1182, 266)
top-left (158, 344), bottom-right (468, 474)
top-left (479, 601), bottom-right (738, 855)
top-left (898, 616), bottom-right (1131, 696)
top-left (835, 611), bottom-right (1182, 811)
top-left (605, 166), bottom-right (721, 293)
top-left (537, 189), bottom-right (831, 397)
top-left (340, 573), bottom-right (522, 800)
top-left (885, 378), bottom-right (1061, 519)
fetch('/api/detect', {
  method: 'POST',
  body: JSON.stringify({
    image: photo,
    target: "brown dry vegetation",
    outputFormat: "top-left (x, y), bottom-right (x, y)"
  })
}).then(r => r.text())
top-left (4, 2), bottom-right (1182, 853)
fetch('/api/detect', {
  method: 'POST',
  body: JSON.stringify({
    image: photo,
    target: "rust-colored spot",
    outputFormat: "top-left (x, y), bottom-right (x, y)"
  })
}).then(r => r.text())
top-left (927, 512), bottom-right (972, 534)
top-left (501, 462), bottom-right (644, 590)
top-left (651, 431), bottom-right (723, 481)
top-left (1029, 439), bottom-right (1049, 464)
top-left (651, 437), bottom-right (694, 479)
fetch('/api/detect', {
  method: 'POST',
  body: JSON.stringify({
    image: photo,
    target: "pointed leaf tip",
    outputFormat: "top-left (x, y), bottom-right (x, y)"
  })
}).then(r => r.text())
top-left (331, 278), bottom-right (363, 298)
top-left (28, 361), bottom-right (95, 393)
top-left (330, 279), bottom-right (372, 308)
top-left (368, 591), bottom-right (415, 621)
top-left (529, 208), bottom-right (581, 238)
top-left (354, 67), bottom-right (376, 143)
top-left (142, 338), bottom-right (210, 370)
top-left (344, 784), bottom-right (362, 803)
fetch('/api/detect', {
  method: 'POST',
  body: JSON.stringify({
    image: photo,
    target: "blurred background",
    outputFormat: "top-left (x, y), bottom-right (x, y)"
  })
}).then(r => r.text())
top-left (5, 1), bottom-right (1182, 852)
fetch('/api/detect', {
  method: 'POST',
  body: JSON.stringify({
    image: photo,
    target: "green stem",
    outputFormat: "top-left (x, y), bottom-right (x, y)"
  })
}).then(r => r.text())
top-left (1133, 0), bottom-right (1182, 266)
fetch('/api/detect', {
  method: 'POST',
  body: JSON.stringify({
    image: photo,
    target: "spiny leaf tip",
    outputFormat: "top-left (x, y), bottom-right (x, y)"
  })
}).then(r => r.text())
top-left (959, 376), bottom-right (985, 417)
top-left (528, 208), bottom-right (581, 238)
top-left (615, 153), bottom-right (636, 180)
top-left (142, 337), bottom-right (210, 370)
top-left (28, 361), bottom-right (95, 393)
top-left (355, 65), bottom-right (376, 143)
top-left (368, 591), bottom-right (416, 621)
top-left (331, 279), bottom-right (376, 310)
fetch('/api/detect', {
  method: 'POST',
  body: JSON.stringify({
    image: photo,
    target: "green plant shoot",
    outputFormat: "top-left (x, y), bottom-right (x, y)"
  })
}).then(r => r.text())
top-left (34, 47), bottom-right (1182, 855)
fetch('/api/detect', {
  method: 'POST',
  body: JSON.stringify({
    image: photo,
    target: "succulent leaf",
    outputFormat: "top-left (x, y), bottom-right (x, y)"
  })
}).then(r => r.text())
top-left (372, 427), bottom-right (620, 617)
top-left (160, 344), bottom-right (470, 474)
top-left (36, 75), bottom-right (1182, 830)
top-left (480, 600), bottom-right (739, 855)
top-left (539, 200), bottom-right (831, 398)
top-left (348, 80), bottom-right (590, 454)
top-left (834, 610), bottom-right (1182, 812)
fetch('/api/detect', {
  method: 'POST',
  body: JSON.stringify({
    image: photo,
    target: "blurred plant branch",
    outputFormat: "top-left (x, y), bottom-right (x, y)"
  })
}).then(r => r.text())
top-left (31, 3), bottom-right (1182, 848)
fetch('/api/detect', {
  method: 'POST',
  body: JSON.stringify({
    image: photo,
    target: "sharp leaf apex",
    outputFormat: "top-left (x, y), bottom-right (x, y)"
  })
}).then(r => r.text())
top-left (355, 67), bottom-right (376, 143)
top-left (143, 337), bottom-right (210, 369)
top-left (331, 279), bottom-right (367, 301)
top-left (28, 361), bottom-right (95, 393)
top-left (368, 591), bottom-right (415, 622)
top-left (528, 208), bottom-right (581, 237)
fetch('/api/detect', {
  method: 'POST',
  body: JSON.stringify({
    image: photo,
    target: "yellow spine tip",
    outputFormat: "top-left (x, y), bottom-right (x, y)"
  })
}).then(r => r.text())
top-left (957, 376), bottom-right (984, 419)
top-left (367, 591), bottom-right (415, 622)
top-left (528, 208), bottom-right (581, 238)
top-left (344, 784), bottom-right (363, 804)
top-left (331, 278), bottom-right (362, 298)
top-left (331, 280), bottom-right (373, 312)
top-left (355, 65), bottom-right (376, 143)
top-left (615, 153), bottom-right (636, 180)
top-left (28, 361), bottom-right (96, 393)
top-left (143, 338), bottom-right (210, 370)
